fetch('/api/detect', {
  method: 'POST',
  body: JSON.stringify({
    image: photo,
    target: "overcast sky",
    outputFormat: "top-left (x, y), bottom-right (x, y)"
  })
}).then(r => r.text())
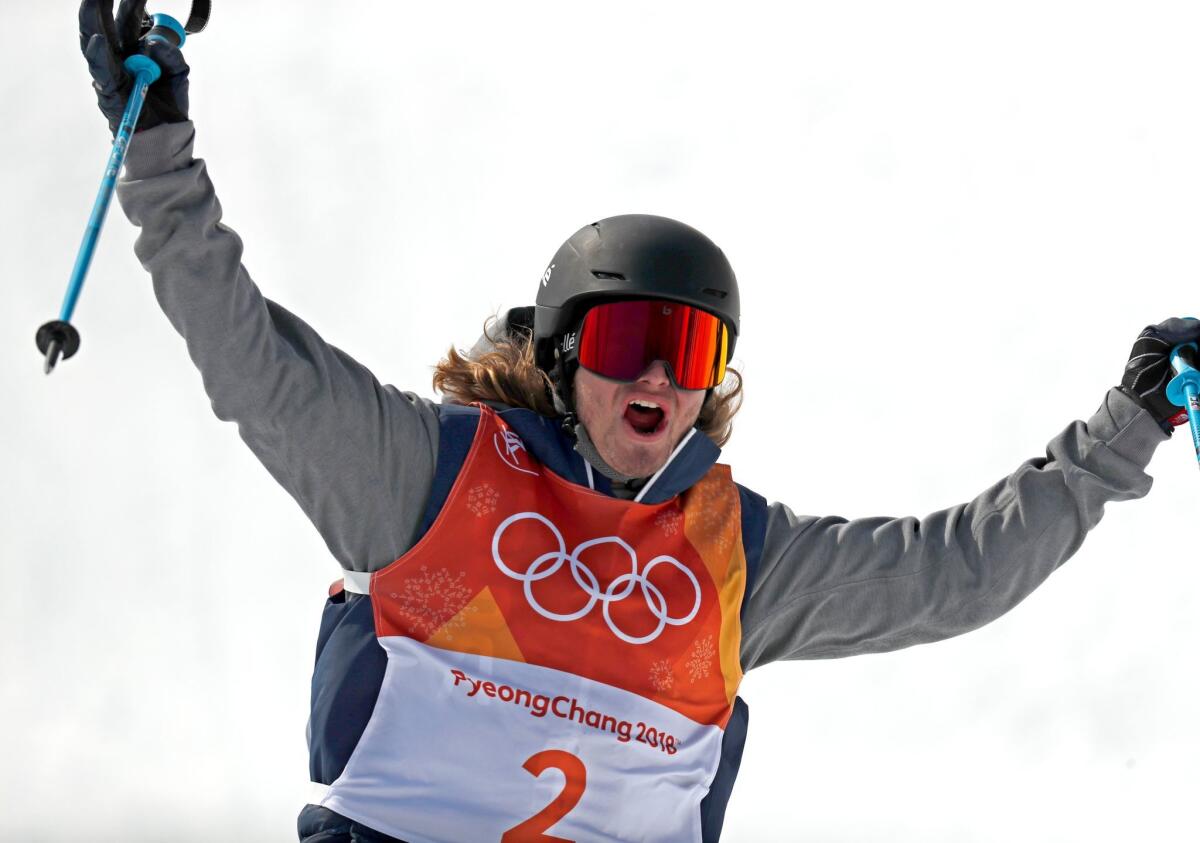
top-left (5, 1), bottom-right (1200, 840)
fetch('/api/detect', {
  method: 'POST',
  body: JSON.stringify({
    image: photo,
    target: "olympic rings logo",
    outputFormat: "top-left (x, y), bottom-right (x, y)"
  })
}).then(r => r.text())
top-left (491, 512), bottom-right (702, 645)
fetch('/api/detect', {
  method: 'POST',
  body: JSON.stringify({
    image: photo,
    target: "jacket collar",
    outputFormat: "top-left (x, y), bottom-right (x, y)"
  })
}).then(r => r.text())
top-left (495, 406), bottom-right (720, 505)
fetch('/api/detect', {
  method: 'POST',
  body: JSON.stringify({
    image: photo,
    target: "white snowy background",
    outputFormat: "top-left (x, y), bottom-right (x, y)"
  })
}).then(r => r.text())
top-left (3, 0), bottom-right (1199, 840)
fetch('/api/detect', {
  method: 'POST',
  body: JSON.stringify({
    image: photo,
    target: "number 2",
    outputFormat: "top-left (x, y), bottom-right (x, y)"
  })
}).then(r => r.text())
top-left (501, 750), bottom-right (587, 843)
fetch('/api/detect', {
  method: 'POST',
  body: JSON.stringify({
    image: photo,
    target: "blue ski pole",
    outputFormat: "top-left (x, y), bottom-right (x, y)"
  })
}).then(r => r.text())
top-left (36, 5), bottom-right (210, 375)
top-left (1166, 342), bottom-right (1200, 470)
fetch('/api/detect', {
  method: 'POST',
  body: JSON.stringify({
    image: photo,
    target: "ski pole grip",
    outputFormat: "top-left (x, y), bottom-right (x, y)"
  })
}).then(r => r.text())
top-left (144, 13), bottom-right (188, 49)
top-left (123, 54), bottom-right (162, 83)
top-left (1166, 342), bottom-right (1200, 406)
top-left (121, 14), bottom-right (189, 84)
top-left (1166, 342), bottom-right (1200, 463)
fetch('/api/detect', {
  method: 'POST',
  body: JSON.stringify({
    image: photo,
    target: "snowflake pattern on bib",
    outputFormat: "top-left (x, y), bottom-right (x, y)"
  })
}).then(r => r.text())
top-left (649, 659), bottom-right (675, 692)
top-left (656, 507), bottom-right (683, 537)
top-left (686, 633), bottom-right (716, 684)
top-left (466, 483), bottom-right (500, 517)
top-left (685, 481), bottom-right (737, 556)
top-left (390, 566), bottom-right (476, 639)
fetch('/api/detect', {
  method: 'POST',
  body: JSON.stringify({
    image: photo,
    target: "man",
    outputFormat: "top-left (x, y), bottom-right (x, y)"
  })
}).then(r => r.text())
top-left (82, 1), bottom-right (1200, 840)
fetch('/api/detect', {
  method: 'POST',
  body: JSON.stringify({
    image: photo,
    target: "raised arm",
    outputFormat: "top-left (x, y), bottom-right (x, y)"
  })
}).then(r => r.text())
top-left (80, 1), bottom-right (441, 572)
top-left (739, 387), bottom-right (1166, 669)
top-left (113, 123), bottom-right (440, 572)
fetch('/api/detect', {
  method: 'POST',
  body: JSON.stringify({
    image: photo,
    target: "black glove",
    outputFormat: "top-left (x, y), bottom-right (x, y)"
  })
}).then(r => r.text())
top-left (1120, 316), bottom-right (1200, 431)
top-left (79, 0), bottom-right (189, 135)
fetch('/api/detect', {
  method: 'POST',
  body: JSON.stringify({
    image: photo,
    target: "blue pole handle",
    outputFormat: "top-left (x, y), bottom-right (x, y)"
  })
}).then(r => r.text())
top-left (1165, 342), bottom-right (1200, 467)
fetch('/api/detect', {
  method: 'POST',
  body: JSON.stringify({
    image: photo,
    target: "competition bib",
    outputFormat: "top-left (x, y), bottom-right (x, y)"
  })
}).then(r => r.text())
top-left (313, 407), bottom-right (747, 842)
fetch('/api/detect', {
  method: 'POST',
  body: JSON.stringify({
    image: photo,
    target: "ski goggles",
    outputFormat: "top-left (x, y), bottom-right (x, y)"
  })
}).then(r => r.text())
top-left (575, 299), bottom-right (730, 390)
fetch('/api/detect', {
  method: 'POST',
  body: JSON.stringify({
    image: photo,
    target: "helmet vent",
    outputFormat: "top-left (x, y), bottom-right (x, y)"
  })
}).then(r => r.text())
top-left (702, 288), bottom-right (728, 299)
top-left (591, 271), bottom-right (627, 281)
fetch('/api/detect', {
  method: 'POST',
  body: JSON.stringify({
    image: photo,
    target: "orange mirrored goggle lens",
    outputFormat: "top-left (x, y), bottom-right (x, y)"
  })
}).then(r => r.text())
top-left (578, 300), bottom-right (729, 390)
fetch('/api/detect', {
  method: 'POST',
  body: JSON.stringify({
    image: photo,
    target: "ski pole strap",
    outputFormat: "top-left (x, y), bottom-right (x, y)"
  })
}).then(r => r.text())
top-left (182, 0), bottom-right (212, 34)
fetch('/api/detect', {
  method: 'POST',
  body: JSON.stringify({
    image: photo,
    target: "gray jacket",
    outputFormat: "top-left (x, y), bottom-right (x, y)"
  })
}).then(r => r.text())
top-left (116, 121), bottom-right (1167, 673)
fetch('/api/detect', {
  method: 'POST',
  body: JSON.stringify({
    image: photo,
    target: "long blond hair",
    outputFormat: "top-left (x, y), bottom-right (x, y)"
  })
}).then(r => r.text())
top-left (432, 317), bottom-right (744, 447)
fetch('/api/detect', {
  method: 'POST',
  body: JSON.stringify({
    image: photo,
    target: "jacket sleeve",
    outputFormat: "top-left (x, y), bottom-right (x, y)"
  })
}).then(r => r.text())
top-left (115, 121), bottom-right (440, 573)
top-left (739, 387), bottom-right (1167, 670)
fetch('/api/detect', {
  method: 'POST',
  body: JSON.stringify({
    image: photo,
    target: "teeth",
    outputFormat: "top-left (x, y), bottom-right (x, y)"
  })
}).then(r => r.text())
top-left (629, 400), bottom-right (660, 410)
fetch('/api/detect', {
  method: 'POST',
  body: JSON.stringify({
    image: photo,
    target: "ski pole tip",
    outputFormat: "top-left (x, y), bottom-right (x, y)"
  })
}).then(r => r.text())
top-left (43, 340), bottom-right (62, 375)
top-left (36, 320), bottom-right (81, 375)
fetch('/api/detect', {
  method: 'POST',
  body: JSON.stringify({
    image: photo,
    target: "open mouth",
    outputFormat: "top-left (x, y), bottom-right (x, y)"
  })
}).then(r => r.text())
top-left (623, 399), bottom-right (667, 437)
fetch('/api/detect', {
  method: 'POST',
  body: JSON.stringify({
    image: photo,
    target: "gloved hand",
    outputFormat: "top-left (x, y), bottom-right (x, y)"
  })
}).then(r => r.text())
top-left (1120, 316), bottom-right (1200, 431)
top-left (79, 0), bottom-right (189, 135)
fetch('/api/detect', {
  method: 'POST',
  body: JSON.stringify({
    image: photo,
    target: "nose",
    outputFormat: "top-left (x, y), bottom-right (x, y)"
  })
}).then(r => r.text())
top-left (637, 361), bottom-right (671, 388)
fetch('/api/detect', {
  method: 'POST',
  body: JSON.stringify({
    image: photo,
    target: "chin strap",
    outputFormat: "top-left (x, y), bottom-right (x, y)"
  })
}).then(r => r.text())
top-left (550, 342), bottom-right (581, 439)
top-left (560, 411), bottom-right (579, 438)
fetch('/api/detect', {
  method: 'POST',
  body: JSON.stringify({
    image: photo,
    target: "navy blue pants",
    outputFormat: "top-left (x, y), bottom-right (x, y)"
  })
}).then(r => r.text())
top-left (298, 806), bottom-right (408, 843)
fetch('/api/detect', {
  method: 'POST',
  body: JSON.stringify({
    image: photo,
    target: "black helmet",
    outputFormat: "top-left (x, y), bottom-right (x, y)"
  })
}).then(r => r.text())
top-left (533, 215), bottom-right (740, 376)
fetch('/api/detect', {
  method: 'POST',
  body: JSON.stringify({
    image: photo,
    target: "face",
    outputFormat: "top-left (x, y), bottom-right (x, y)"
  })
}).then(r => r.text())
top-left (573, 361), bottom-right (707, 479)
